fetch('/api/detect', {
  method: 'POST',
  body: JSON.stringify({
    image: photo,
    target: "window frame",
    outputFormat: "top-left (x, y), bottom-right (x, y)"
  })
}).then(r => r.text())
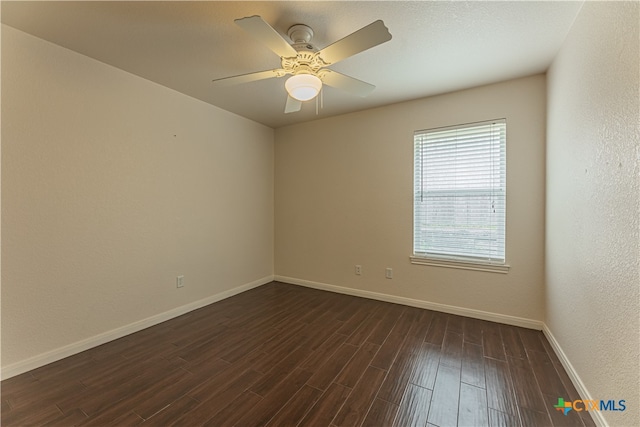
top-left (411, 119), bottom-right (510, 274)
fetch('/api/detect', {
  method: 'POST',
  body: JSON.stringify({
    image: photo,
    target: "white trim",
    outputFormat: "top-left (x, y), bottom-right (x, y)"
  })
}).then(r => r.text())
top-left (274, 275), bottom-right (542, 330)
top-left (0, 275), bottom-right (274, 380)
top-left (542, 325), bottom-right (605, 427)
top-left (2, 273), bottom-right (600, 427)
top-left (277, 276), bottom-right (603, 426)
top-left (410, 255), bottom-right (510, 274)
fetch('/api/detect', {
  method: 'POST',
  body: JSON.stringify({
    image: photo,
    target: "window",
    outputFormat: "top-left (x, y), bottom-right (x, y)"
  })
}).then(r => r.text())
top-left (412, 119), bottom-right (508, 272)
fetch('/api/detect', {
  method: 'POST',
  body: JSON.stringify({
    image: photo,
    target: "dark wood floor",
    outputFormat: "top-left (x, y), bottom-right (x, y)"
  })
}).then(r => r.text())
top-left (2, 281), bottom-right (594, 427)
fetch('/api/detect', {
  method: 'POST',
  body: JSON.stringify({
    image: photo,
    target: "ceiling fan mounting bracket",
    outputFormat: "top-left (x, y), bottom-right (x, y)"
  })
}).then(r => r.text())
top-left (288, 24), bottom-right (318, 53)
top-left (287, 24), bottom-right (314, 44)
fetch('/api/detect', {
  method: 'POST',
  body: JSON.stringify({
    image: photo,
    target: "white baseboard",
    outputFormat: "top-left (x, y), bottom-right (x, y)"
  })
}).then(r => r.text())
top-left (542, 325), bottom-right (605, 427)
top-left (274, 275), bottom-right (543, 330)
top-left (0, 275), bottom-right (274, 380)
top-left (277, 276), bottom-right (605, 424)
top-left (4, 273), bottom-right (598, 427)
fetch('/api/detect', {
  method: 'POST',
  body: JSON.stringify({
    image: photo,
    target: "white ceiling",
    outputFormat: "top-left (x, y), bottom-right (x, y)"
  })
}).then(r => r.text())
top-left (2, 1), bottom-right (584, 128)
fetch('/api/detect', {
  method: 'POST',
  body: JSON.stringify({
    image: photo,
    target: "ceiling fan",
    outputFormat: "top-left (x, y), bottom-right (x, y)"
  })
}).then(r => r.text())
top-left (212, 16), bottom-right (392, 113)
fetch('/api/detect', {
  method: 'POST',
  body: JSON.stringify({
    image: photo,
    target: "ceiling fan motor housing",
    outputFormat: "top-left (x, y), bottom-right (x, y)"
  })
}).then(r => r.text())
top-left (281, 24), bottom-right (326, 77)
top-left (281, 52), bottom-right (326, 76)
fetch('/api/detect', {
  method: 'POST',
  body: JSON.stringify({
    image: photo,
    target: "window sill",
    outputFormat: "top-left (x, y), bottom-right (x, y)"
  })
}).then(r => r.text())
top-left (410, 255), bottom-right (510, 274)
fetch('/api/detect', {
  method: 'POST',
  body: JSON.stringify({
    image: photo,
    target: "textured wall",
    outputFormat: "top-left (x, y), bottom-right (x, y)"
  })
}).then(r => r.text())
top-left (1, 25), bottom-right (274, 368)
top-left (546, 2), bottom-right (640, 425)
top-left (275, 75), bottom-right (546, 322)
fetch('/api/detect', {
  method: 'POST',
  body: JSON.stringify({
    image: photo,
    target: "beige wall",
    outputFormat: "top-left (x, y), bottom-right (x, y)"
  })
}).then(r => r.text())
top-left (1, 25), bottom-right (274, 370)
top-left (275, 74), bottom-right (546, 322)
top-left (546, 2), bottom-right (639, 426)
top-left (6, 7), bottom-right (637, 424)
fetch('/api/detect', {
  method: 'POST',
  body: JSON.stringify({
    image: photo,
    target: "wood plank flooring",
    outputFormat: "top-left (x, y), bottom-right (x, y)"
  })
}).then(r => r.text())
top-left (1, 282), bottom-right (595, 426)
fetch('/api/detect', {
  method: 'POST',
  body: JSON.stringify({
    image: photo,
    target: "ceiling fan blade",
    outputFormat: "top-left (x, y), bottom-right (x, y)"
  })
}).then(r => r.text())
top-left (235, 16), bottom-right (298, 58)
top-left (212, 69), bottom-right (284, 86)
top-left (284, 95), bottom-right (302, 114)
top-left (320, 70), bottom-right (376, 97)
top-left (317, 20), bottom-right (392, 65)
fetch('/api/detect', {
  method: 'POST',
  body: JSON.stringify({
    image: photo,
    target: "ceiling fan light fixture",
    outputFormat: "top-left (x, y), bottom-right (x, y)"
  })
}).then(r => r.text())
top-left (285, 74), bottom-right (322, 101)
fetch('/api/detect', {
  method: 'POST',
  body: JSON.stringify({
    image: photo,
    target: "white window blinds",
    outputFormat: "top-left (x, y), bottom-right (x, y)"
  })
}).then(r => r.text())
top-left (413, 119), bottom-right (506, 263)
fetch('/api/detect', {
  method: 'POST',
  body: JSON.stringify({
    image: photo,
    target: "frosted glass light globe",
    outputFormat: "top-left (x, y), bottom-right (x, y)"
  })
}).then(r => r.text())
top-left (285, 74), bottom-right (322, 101)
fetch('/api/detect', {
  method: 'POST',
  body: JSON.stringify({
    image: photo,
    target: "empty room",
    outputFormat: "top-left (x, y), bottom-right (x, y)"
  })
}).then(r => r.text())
top-left (1, 1), bottom-right (638, 426)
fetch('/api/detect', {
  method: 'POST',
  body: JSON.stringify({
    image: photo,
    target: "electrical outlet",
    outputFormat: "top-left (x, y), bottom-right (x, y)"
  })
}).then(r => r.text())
top-left (355, 265), bottom-right (362, 275)
top-left (385, 268), bottom-right (393, 279)
top-left (176, 275), bottom-right (184, 288)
